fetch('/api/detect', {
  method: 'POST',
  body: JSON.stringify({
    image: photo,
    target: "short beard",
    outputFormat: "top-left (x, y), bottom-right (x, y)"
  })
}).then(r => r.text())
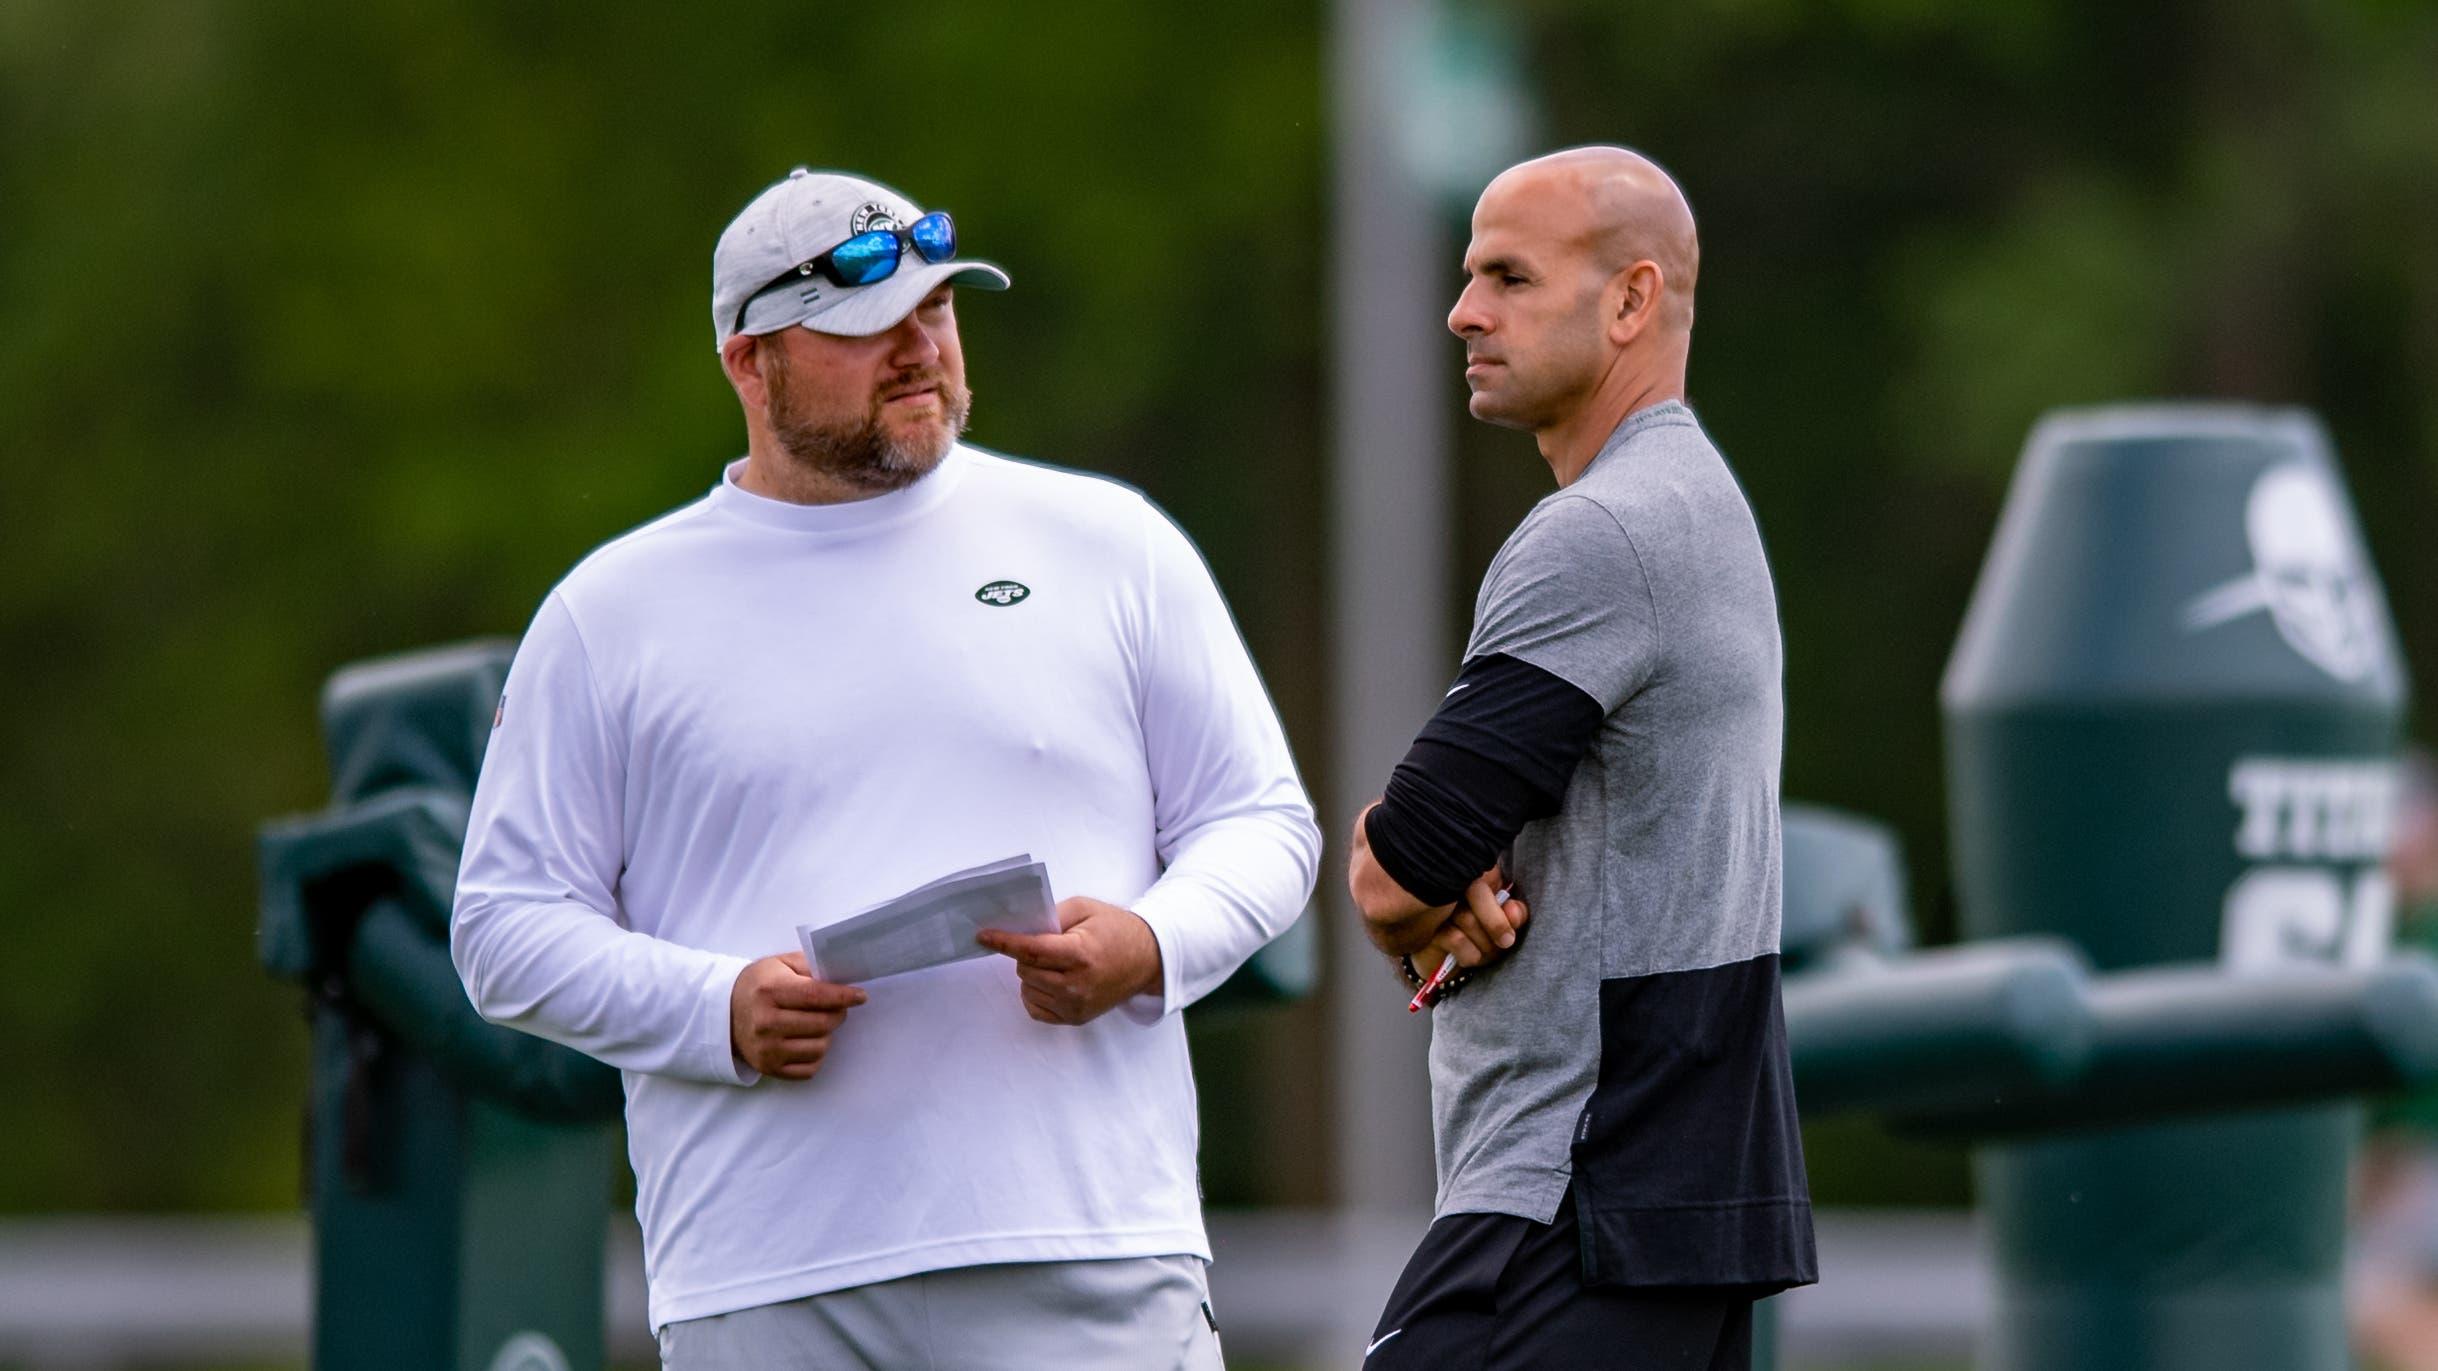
top-left (766, 362), bottom-right (973, 497)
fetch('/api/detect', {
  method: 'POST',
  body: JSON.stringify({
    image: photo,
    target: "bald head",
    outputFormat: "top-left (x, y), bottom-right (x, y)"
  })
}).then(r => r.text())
top-left (1449, 147), bottom-right (1702, 476)
top-left (1481, 146), bottom-right (1700, 329)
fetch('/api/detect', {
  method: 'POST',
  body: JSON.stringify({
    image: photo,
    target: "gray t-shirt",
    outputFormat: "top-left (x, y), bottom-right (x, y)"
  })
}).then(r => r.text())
top-left (1429, 400), bottom-right (1792, 1235)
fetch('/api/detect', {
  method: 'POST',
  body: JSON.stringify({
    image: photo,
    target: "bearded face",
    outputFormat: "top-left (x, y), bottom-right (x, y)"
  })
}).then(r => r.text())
top-left (764, 344), bottom-right (973, 497)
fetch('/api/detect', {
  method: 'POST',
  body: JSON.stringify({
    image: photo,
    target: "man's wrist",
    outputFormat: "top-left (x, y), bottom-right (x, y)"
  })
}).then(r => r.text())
top-left (1127, 909), bottom-right (1167, 1001)
top-left (1350, 802), bottom-right (1449, 935)
top-left (1396, 949), bottom-right (1472, 1004)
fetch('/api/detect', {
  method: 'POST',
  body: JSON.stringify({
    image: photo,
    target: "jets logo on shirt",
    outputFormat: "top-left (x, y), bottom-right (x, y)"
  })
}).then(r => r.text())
top-left (975, 580), bottom-right (1031, 607)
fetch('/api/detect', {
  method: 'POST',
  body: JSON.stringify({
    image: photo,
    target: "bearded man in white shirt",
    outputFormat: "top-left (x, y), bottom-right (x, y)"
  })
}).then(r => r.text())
top-left (450, 167), bottom-right (1319, 1371)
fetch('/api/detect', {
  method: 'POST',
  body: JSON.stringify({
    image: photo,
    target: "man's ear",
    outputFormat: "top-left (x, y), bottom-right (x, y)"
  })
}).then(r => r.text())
top-left (721, 334), bottom-right (769, 411)
top-left (1607, 261), bottom-right (1663, 347)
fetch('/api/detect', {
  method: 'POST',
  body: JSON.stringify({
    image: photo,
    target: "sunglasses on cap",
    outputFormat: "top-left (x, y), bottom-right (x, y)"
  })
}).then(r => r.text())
top-left (734, 211), bottom-right (960, 334)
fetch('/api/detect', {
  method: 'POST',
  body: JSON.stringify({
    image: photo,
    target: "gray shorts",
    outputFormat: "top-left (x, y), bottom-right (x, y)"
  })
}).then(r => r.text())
top-left (657, 1254), bottom-right (1225, 1371)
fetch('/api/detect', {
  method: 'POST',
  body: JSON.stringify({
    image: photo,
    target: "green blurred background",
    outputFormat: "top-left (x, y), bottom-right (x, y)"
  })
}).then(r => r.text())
top-left (2, 0), bottom-right (2435, 1227)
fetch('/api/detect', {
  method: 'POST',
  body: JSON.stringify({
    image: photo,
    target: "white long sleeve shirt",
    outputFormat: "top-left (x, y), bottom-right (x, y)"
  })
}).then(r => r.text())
top-left (450, 445), bottom-right (1320, 1330)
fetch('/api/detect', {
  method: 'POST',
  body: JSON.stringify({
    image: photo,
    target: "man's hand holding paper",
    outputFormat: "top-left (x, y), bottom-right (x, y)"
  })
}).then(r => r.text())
top-left (797, 855), bottom-right (1060, 986)
top-left (729, 952), bottom-right (866, 1081)
top-left (783, 853), bottom-right (1160, 1047)
top-left (978, 896), bottom-right (1166, 1026)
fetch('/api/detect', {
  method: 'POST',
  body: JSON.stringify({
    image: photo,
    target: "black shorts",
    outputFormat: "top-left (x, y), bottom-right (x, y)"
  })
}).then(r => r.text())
top-left (1364, 1185), bottom-right (1754, 1371)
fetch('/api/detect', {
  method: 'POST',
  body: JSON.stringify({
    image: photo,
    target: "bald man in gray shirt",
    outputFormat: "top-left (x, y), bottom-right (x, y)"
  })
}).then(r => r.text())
top-left (1348, 147), bottom-right (1815, 1371)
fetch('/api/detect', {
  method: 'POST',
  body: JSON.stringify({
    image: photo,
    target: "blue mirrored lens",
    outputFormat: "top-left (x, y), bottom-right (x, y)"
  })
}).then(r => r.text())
top-left (909, 212), bottom-right (956, 263)
top-left (828, 232), bottom-right (900, 285)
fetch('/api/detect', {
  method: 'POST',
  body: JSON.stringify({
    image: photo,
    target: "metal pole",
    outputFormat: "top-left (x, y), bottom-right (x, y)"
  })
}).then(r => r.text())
top-left (1326, 0), bottom-right (1450, 1217)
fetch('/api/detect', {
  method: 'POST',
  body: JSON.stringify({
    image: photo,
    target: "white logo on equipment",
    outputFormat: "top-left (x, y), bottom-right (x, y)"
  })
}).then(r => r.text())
top-left (2181, 462), bottom-right (2383, 682)
top-left (483, 1334), bottom-right (569, 1371)
top-left (850, 201), bottom-right (901, 235)
top-left (484, 1332), bottom-right (571, 1371)
top-left (2219, 756), bottom-right (2398, 972)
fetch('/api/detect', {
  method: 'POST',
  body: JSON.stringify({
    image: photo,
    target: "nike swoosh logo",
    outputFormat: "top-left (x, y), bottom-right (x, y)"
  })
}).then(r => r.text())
top-left (1365, 1328), bottom-right (1403, 1357)
top-left (1444, 683), bottom-right (1470, 698)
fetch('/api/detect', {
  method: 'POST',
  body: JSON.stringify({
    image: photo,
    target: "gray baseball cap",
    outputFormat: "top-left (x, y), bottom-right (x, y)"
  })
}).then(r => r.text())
top-left (711, 168), bottom-right (1010, 349)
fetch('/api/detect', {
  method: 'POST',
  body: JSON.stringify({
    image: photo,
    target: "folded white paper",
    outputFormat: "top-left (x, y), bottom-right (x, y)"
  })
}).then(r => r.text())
top-left (799, 855), bottom-right (1059, 985)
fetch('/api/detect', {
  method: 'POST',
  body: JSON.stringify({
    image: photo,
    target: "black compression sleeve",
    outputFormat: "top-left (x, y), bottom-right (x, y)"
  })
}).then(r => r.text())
top-left (1362, 653), bottom-right (1606, 907)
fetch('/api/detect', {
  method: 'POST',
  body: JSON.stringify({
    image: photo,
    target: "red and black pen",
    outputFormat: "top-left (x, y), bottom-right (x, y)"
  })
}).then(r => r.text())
top-left (1409, 887), bottom-right (1511, 1013)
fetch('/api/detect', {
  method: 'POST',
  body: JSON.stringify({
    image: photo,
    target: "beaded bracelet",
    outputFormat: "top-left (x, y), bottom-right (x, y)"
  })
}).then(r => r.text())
top-left (1397, 953), bottom-right (1473, 1003)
